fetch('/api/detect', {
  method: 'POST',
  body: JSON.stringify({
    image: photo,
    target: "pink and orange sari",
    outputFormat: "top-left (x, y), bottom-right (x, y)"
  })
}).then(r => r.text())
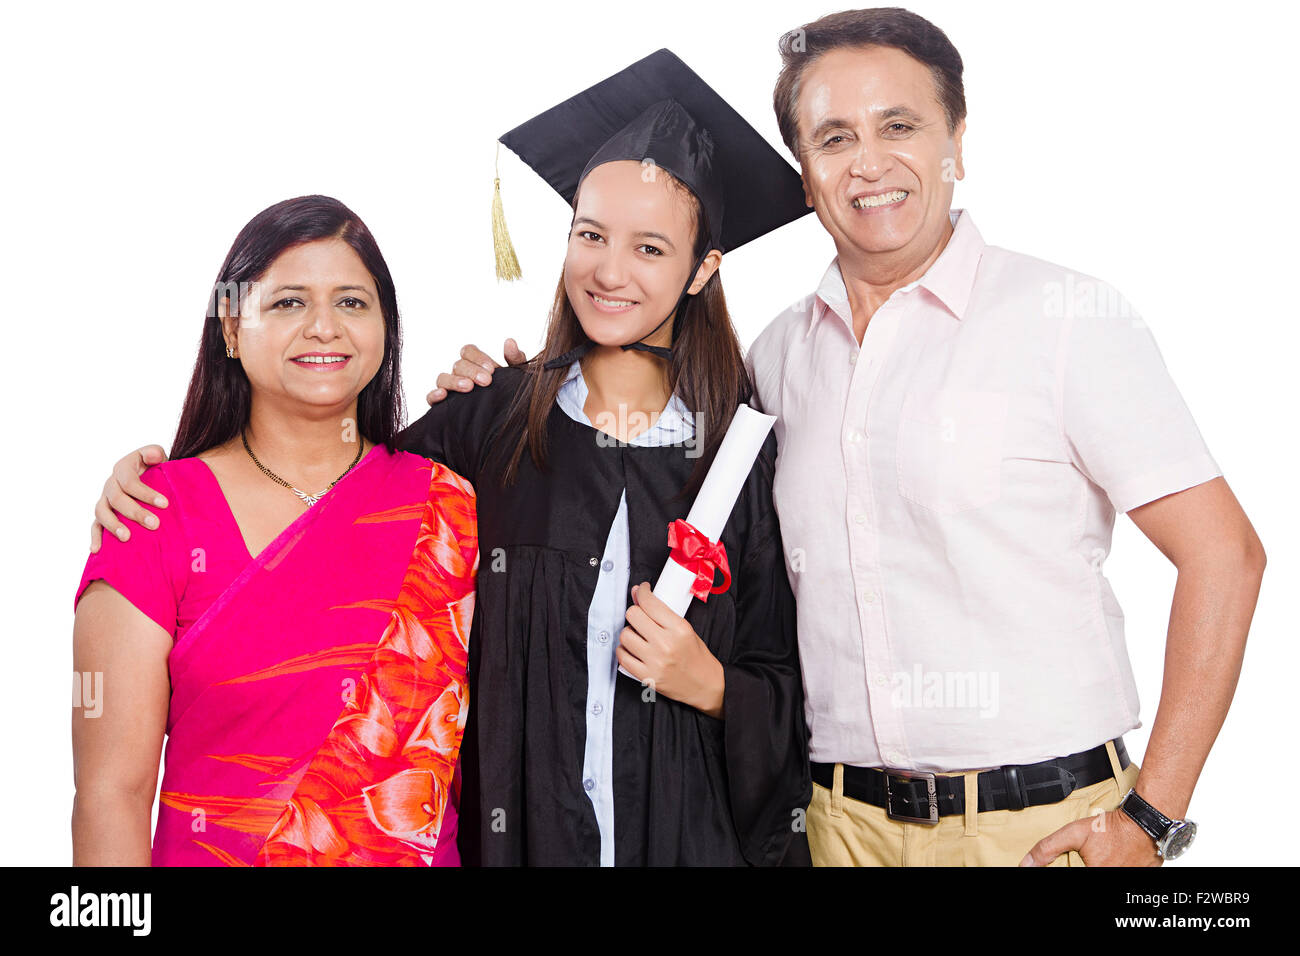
top-left (149, 450), bottom-right (477, 866)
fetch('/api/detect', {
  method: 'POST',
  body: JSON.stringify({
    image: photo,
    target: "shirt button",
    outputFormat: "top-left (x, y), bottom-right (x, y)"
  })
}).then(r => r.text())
top-left (601, 559), bottom-right (614, 572)
top-left (588, 556), bottom-right (598, 567)
top-left (875, 674), bottom-right (887, 686)
top-left (886, 751), bottom-right (903, 765)
top-left (583, 778), bottom-right (595, 792)
top-left (854, 513), bottom-right (866, 524)
top-left (591, 702), bottom-right (604, 716)
top-left (846, 430), bottom-right (862, 443)
top-left (862, 590), bottom-right (877, 604)
top-left (598, 630), bottom-right (610, 644)
top-left (849, 353), bottom-right (858, 365)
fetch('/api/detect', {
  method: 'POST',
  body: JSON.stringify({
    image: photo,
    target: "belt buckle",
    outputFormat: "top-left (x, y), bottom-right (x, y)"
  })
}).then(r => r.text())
top-left (883, 768), bottom-right (939, 825)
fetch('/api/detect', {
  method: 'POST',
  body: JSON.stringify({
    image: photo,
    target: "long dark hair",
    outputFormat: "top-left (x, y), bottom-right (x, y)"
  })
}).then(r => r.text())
top-left (500, 174), bottom-right (751, 500)
top-left (171, 195), bottom-right (405, 460)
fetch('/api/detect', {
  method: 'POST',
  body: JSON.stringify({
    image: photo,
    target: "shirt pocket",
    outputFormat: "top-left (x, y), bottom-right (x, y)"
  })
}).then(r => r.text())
top-left (896, 388), bottom-right (1009, 515)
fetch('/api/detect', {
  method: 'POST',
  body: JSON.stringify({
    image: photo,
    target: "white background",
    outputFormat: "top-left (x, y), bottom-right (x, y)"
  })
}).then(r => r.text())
top-left (1, 0), bottom-right (1294, 866)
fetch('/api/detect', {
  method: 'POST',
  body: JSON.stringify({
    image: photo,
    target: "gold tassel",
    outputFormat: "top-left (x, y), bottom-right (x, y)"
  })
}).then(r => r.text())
top-left (492, 143), bottom-right (522, 281)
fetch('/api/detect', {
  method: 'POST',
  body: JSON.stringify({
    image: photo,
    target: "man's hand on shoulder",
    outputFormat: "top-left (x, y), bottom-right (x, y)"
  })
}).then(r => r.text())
top-left (426, 339), bottom-right (528, 405)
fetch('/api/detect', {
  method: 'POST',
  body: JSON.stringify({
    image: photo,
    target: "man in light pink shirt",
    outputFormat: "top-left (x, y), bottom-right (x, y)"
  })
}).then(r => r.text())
top-left (736, 7), bottom-right (1264, 865)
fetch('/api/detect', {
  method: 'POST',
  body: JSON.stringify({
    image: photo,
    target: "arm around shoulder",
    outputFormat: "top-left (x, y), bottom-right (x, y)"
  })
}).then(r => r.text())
top-left (397, 365), bottom-right (528, 486)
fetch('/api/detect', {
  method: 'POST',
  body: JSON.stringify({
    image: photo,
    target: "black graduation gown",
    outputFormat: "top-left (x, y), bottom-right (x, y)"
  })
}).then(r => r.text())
top-left (396, 366), bottom-right (812, 865)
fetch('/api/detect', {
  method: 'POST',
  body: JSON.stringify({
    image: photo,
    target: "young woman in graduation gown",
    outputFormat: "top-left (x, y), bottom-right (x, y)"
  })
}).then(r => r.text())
top-left (400, 51), bottom-right (814, 866)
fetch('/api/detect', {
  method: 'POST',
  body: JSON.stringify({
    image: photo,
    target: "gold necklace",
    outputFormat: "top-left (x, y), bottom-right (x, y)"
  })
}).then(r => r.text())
top-left (242, 431), bottom-right (365, 506)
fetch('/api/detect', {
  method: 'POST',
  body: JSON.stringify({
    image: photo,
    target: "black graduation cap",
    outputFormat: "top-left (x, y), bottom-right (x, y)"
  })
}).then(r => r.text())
top-left (497, 48), bottom-right (809, 256)
top-left (490, 49), bottom-right (809, 363)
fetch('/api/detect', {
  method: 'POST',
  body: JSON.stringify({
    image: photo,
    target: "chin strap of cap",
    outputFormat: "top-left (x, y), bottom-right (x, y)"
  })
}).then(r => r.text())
top-left (542, 339), bottom-right (597, 370)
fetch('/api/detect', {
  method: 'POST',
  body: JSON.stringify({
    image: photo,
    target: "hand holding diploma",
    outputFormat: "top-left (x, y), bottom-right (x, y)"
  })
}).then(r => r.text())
top-left (618, 583), bottom-right (726, 718)
top-left (617, 404), bottom-right (778, 714)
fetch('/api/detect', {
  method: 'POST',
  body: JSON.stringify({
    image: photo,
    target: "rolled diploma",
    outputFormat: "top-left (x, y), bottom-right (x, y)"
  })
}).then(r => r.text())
top-left (619, 403), bottom-right (776, 678)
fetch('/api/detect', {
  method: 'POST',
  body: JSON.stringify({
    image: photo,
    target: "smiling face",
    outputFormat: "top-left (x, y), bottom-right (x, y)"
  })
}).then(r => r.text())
top-left (221, 238), bottom-right (386, 413)
top-left (796, 44), bottom-right (965, 262)
top-left (563, 160), bottom-right (720, 349)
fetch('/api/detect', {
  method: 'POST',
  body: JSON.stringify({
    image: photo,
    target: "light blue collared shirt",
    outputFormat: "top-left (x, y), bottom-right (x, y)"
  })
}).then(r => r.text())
top-left (554, 359), bottom-right (694, 866)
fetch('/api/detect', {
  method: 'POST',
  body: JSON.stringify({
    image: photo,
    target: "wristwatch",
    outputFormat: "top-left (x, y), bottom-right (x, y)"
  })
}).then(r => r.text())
top-left (1119, 788), bottom-right (1197, 859)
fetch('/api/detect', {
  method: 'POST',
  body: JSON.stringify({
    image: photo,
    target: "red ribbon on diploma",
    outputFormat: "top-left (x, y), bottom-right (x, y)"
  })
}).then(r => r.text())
top-left (666, 518), bottom-right (731, 602)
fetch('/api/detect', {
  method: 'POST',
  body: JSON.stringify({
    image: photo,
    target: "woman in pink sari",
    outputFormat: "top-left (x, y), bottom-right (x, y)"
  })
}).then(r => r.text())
top-left (72, 196), bottom-right (478, 866)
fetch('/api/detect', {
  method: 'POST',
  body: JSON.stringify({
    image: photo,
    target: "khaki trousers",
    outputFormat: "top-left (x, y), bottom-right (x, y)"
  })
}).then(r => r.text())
top-left (807, 740), bottom-right (1139, 866)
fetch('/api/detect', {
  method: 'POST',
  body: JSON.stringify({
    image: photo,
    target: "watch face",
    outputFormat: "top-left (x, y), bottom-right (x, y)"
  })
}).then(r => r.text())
top-left (1160, 821), bottom-right (1197, 859)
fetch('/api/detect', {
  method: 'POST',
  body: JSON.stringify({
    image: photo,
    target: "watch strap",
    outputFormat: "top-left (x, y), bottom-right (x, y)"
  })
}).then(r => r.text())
top-left (1121, 788), bottom-right (1174, 841)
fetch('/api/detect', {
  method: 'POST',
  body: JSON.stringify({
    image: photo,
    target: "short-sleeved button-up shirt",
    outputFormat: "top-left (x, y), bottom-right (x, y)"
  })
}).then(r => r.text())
top-left (746, 208), bottom-right (1221, 771)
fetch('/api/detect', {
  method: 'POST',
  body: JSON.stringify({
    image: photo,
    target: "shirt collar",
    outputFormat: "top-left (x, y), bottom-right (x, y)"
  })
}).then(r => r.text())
top-left (809, 208), bottom-right (985, 335)
top-left (560, 358), bottom-right (583, 388)
top-left (555, 360), bottom-right (695, 443)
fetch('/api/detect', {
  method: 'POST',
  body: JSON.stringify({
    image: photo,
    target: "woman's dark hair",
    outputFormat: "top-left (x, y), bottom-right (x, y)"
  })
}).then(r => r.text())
top-left (171, 195), bottom-right (405, 460)
top-left (773, 7), bottom-right (966, 160)
top-left (499, 173), bottom-right (750, 500)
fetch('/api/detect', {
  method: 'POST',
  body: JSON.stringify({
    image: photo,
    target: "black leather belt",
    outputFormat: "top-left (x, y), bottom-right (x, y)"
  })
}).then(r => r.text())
top-left (811, 738), bottom-right (1129, 824)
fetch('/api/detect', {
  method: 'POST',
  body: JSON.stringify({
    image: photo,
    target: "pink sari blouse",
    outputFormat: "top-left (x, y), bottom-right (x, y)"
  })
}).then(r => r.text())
top-left (74, 446), bottom-right (478, 866)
